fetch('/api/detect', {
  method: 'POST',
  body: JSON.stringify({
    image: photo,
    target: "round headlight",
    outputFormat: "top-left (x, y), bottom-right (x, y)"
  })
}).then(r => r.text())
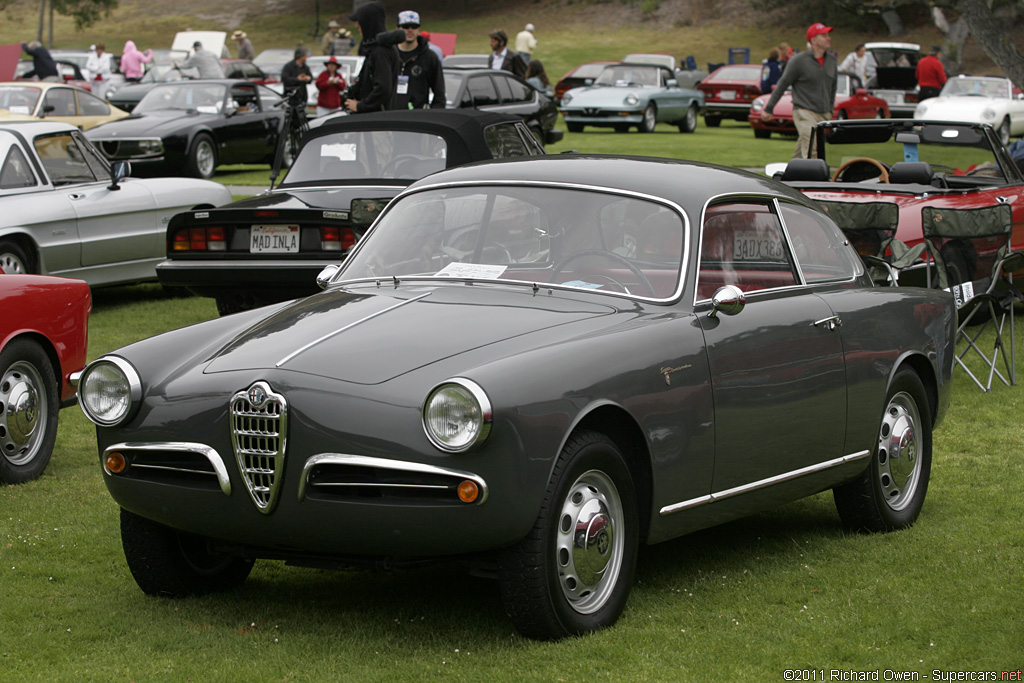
top-left (624, 94), bottom-right (639, 106)
top-left (561, 92), bottom-right (572, 106)
top-left (915, 104), bottom-right (928, 117)
top-left (79, 356), bottom-right (142, 427)
top-left (751, 100), bottom-right (764, 112)
top-left (982, 107), bottom-right (996, 120)
top-left (422, 379), bottom-right (491, 452)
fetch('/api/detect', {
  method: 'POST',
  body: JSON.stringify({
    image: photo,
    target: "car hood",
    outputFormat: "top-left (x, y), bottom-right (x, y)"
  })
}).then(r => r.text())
top-left (203, 284), bottom-right (616, 384)
top-left (563, 85), bottom-right (648, 104)
top-left (88, 109), bottom-right (216, 137)
top-left (917, 96), bottom-right (998, 117)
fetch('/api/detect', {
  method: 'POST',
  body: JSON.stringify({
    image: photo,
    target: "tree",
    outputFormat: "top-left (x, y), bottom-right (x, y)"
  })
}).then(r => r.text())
top-left (955, 0), bottom-right (1024, 88)
top-left (0, 0), bottom-right (120, 33)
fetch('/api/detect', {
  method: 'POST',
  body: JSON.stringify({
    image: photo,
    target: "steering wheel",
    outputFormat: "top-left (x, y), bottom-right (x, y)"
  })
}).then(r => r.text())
top-left (551, 249), bottom-right (656, 297)
top-left (381, 155), bottom-right (426, 177)
top-left (832, 157), bottom-right (890, 183)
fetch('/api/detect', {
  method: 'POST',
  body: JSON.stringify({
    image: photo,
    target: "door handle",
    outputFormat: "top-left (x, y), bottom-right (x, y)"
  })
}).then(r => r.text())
top-left (813, 316), bottom-right (842, 330)
top-left (68, 193), bottom-right (86, 200)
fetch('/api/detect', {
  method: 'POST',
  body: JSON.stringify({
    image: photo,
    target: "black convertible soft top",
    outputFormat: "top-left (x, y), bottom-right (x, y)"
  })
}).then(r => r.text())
top-left (306, 109), bottom-right (526, 167)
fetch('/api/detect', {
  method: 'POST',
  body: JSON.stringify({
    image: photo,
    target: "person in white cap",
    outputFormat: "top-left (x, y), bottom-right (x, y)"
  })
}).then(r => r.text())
top-left (515, 23), bottom-right (537, 62)
top-left (760, 22), bottom-right (837, 159)
top-left (395, 10), bottom-right (445, 109)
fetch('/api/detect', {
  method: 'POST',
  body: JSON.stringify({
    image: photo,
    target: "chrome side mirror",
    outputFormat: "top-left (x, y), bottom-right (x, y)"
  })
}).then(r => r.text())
top-left (108, 161), bottom-right (131, 191)
top-left (316, 264), bottom-right (340, 290)
top-left (708, 284), bottom-right (745, 318)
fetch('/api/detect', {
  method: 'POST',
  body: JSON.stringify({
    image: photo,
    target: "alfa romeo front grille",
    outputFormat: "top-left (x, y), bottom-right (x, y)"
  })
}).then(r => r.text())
top-left (230, 381), bottom-right (288, 513)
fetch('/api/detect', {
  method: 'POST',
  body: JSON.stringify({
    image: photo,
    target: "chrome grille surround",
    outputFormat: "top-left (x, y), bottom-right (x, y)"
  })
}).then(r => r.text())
top-left (231, 381), bottom-right (288, 514)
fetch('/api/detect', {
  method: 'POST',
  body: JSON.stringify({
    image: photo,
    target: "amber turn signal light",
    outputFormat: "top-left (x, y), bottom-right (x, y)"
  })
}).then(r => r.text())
top-left (457, 480), bottom-right (479, 503)
top-left (105, 451), bottom-right (127, 474)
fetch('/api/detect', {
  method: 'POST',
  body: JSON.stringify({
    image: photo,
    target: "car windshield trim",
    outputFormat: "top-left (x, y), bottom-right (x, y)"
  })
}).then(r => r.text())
top-left (330, 179), bottom-right (692, 304)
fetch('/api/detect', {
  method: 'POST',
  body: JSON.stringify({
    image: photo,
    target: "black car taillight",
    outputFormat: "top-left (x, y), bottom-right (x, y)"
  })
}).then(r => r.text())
top-left (321, 226), bottom-right (356, 251)
top-left (170, 226), bottom-right (227, 252)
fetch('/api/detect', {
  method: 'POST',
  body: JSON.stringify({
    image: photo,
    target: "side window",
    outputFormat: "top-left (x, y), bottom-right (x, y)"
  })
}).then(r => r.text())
top-left (33, 133), bottom-right (97, 185)
top-left (697, 202), bottom-right (798, 300)
top-left (780, 203), bottom-right (860, 283)
top-left (258, 85), bottom-right (282, 110)
top-left (501, 75), bottom-right (532, 103)
top-left (0, 145), bottom-right (38, 190)
top-left (43, 88), bottom-right (77, 116)
top-left (484, 123), bottom-right (531, 158)
top-left (77, 91), bottom-right (110, 116)
top-left (467, 76), bottom-right (499, 106)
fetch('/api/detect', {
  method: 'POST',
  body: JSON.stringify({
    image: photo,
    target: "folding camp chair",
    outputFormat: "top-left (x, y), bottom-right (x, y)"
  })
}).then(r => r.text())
top-left (921, 203), bottom-right (1024, 390)
top-left (818, 200), bottom-right (923, 286)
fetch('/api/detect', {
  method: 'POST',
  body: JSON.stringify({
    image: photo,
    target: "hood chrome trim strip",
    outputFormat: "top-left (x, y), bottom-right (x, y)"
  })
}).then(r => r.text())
top-left (275, 292), bottom-right (430, 368)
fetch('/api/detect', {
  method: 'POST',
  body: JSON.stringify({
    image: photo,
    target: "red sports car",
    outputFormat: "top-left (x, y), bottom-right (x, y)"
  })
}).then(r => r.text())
top-left (696, 63), bottom-right (763, 127)
top-left (749, 73), bottom-right (890, 138)
top-left (0, 270), bottom-right (91, 484)
top-left (553, 61), bottom-right (617, 103)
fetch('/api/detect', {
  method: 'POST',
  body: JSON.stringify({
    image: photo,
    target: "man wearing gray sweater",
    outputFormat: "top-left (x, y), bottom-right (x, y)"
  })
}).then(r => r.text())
top-left (761, 22), bottom-right (837, 159)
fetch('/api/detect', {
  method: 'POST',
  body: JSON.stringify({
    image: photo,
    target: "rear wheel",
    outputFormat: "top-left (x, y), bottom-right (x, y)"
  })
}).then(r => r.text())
top-left (0, 240), bottom-right (32, 274)
top-left (0, 339), bottom-right (58, 484)
top-left (499, 430), bottom-right (638, 640)
top-left (833, 368), bottom-right (931, 532)
top-left (185, 133), bottom-right (217, 179)
top-left (678, 105), bottom-right (698, 133)
top-left (837, 110), bottom-right (848, 120)
top-left (704, 115), bottom-right (721, 128)
top-left (639, 104), bottom-right (657, 133)
top-left (121, 508), bottom-right (255, 596)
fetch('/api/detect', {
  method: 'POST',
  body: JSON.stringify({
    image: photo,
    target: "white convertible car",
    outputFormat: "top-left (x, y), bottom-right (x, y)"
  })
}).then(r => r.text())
top-left (0, 121), bottom-right (232, 285)
top-left (914, 75), bottom-right (1024, 146)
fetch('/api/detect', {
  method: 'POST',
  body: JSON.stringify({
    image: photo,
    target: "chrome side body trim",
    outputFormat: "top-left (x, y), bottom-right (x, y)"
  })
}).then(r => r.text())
top-left (102, 441), bottom-right (232, 495)
top-left (298, 453), bottom-right (489, 504)
top-left (659, 450), bottom-right (871, 516)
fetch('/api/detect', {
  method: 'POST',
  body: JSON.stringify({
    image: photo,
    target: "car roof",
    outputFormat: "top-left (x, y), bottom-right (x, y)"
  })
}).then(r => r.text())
top-left (407, 154), bottom-right (812, 212)
top-left (309, 109), bottom-right (528, 166)
top-left (0, 81), bottom-right (75, 91)
top-left (0, 119), bottom-right (80, 135)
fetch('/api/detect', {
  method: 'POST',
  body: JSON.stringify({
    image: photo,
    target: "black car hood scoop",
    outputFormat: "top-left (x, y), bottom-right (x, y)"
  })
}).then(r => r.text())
top-left (204, 284), bottom-right (615, 384)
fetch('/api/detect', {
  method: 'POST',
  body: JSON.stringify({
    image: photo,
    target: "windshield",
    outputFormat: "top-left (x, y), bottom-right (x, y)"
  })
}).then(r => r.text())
top-left (140, 64), bottom-right (193, 84)
top-left (0, 86), bottom-right (42, 114)
top-left (940, 77), bottom-right (1012, 99)
top-left (285, 130), bottom-right (449, 183)
top-left (134, 83), bottom-right (227, 114)
top-left (820, 122), bottom-right (1011, 184)
top-left (339, 186), bottom-right (685, 300)
top-left (594, 65), bottom-right (659, 87)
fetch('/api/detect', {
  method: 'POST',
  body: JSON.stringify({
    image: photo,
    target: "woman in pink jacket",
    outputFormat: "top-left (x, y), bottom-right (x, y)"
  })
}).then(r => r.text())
top-left (121, 40), bottom-right (153, 82)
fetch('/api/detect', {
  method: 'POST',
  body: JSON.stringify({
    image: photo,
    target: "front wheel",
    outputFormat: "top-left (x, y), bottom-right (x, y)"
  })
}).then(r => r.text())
top-left (499, 430), bottom-right (638, 640)
top-left (678, 105), bottom-right (698, 133)
top-left (0, 339), bottom-right (58, 484)
top-left (566, 122), bottom-right (584, 133)
top-left (753, 128), bottom-right (771, 139)
top-left (997, 118), bottom-right (1011, 147)
top-left (833, 368), bottom-right (931, 532)
top-left (639, 104), bottom-right (657, 133)
top-left (185, 133), bottom-right (217, 179)
top-left (120, 508), bottom-right (255, 596)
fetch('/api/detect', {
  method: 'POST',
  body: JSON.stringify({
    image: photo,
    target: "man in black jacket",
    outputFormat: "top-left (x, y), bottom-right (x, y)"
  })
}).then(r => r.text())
top-left (345, 1), bottom-right (404, 113)
top-left (21, 41), bottom-right (59, 81)
top-left (281, 48), bottom-right (313, 97)
top-left (488, 30), bottom-right (526, 78)
top-left (394, 10), bottom-right (445, 109)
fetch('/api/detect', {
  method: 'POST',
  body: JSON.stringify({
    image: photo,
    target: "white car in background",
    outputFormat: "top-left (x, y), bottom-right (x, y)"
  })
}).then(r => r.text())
top-left (914, 75), bottom-right (1024, 146)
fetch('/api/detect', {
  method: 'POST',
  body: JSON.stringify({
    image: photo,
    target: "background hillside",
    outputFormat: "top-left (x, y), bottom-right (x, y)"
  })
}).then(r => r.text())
top-left (0, 0), bottom-right (1007, 82)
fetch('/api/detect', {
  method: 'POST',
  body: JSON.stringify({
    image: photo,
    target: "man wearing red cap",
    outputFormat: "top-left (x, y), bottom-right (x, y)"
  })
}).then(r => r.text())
top-left (761, 22), bottom-right (838, 159)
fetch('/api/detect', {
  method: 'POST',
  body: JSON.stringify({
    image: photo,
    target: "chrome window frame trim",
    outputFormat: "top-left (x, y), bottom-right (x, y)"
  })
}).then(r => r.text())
top-left (102, 441), bottom-right (232, 495)
top-left (329, 179), bottom-right (693, 305)
top-left (659, 450), bottom-right (871, 516)
top-left (78, 355), bottom-right (143, 427)
top-left (298, 452), bottom-right (489, 504)
top-left (422, 377), bottom-right (493, 453)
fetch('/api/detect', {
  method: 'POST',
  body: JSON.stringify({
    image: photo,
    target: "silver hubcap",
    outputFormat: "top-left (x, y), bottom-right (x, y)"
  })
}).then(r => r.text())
top-left (686, 107), bottom-right (696, 128)
top-left (196, 141), bottom-right (215, 177)
top-left (555, 469), bottom-right (624, 614)
top-left (0, 250), bottom-right (26, 274)
top-left (644, 107), bottom-right (655, 130)
top-left (0, 361), bottom-right (46, 465)
top-left (877, 391), bottom-right (922, 511)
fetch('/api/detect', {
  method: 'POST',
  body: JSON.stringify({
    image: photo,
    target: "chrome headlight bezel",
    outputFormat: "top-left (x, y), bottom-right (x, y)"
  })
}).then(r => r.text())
top-left (78, 356), bottom-right (143, 427)
top-left (422, 378), bottom-right (492, 453)
top-left (982, 107), bottom-right (997, 120)
top-left (561, 92), bottom-right (573, 106)
top-left (624, 93), bottom-right (640, 106)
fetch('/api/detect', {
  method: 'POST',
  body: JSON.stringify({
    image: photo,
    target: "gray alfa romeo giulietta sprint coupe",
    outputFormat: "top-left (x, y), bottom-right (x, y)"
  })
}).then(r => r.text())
top-left (76, 155), bottom-right (955, 640)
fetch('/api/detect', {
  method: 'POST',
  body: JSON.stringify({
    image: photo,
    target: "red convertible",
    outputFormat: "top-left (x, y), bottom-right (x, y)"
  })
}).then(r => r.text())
top-left (775, 118), bottom-right (1024, 285)
top-left (749, 73), bottom-right (890, 139)
top-left (0, 268), bottom-right (91, 483)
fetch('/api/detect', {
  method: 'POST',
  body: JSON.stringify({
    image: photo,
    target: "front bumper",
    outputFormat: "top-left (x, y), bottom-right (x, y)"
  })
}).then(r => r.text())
top-left (561, 109), bottom-right (643, 126)
top-left (704, 102), bottom-right (753, 119)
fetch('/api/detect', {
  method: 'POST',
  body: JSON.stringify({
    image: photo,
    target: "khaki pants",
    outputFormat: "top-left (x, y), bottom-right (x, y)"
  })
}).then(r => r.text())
top-left (792, 108), bottom-right (831, 159)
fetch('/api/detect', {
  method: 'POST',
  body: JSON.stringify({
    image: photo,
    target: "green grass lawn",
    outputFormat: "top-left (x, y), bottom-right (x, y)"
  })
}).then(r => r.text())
top-left (1, 283), bottom-right (1022, 680)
